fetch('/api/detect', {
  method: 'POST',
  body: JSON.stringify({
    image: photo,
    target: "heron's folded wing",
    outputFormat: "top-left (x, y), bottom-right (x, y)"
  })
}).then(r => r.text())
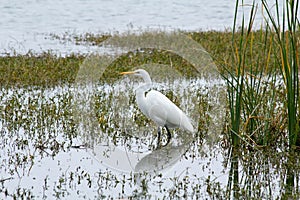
top-left (145, 90), bottom-right (183, 127)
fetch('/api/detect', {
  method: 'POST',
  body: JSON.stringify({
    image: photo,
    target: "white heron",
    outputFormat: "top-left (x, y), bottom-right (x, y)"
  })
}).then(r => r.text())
top-left (120, 69), bottom-right (194, 146)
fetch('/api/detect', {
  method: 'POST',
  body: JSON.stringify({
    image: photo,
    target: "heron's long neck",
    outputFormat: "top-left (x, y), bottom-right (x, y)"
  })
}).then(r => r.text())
top-left (136, 82), bottom-right (152, 117)
top-left (136, 83), bottom-right (152, 98)
top-left (137, 74), bottom-right (152, 94)
top-left (143, 74), bottom-right (152, 84)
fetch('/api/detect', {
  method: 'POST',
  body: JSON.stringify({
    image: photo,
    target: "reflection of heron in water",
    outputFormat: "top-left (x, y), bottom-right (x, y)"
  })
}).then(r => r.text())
top-left (120, 69), bottom-right (194, 146)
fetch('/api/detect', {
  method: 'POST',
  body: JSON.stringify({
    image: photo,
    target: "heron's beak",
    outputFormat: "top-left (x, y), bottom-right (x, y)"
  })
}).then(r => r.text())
top-left (120, 71), bottom-right (135, 75)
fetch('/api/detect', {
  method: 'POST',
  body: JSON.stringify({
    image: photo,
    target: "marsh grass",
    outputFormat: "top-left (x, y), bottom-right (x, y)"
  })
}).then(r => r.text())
top-left (222, 0), bottom-right (299, 148)
top-left (223, 1), bottom-right (264, 147)
top-left (220, 0), bottom-right (300, 198)
top-left (0, 31), bottom-right (278, 87)
top-left (224, 29), bottom-right (282, 147)
top-left (261, 1), bottom-right (300, 196)
top-left (262, 0), bottom-right (300, 147)
top-left (0, 52), bottom-right (84, 87)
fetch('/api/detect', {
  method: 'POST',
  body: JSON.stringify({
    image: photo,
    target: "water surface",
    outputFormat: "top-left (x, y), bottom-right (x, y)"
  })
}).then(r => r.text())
top-left (0, 0), bottom-right (265, 54)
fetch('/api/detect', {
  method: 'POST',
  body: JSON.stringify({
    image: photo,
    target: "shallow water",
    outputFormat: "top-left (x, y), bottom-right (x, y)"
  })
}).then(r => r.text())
top-left (0, 77), bottom-right (227, 199)
top-left (1, 74), bottom-right (299, 199)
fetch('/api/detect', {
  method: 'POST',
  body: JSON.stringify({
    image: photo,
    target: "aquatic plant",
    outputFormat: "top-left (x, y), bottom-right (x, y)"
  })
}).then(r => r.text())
top-left (224, 0), bottom-right (299, 147)
top-left (221, 0), bottom-right (300, 198)
top-left (262, 0), bottom-right (300, 147)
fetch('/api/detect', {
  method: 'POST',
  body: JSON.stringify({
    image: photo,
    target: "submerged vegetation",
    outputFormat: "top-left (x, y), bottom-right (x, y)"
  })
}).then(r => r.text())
top-left (0, 0), bottom-right (300, 199)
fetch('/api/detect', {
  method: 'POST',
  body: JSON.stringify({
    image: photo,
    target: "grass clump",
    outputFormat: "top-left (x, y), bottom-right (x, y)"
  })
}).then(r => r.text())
top-left (221, 0), bottom-right (299, 149)
top-left (220, 0), bottom-right (299, 199)
top-left (0, 52), bottom-right (83, 87)
top-left (262, 0), bottom-right (300, 147)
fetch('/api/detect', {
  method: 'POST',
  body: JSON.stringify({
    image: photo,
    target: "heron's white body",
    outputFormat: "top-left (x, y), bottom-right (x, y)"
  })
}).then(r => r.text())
top-left (136, 85), bottom-right (194, 132)
top-left (123, 69), bottom-right (194, 133)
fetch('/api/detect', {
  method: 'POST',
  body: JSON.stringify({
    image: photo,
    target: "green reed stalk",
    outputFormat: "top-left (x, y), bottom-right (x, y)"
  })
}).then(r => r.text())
top-left (242, 29), bottom-right (278, 146)
top-left (224, 0), bottom-right (257, 147)
top-left (262, 0), bottom-right (300, 147)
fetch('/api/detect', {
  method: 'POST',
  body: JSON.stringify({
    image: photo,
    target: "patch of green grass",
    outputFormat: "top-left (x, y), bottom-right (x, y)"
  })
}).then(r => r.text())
top-left (1, 30), bottom-right (282, 87)
top-left (100, 48), bottom-right (198, 84)
top-left (0, 52), bottom-right (84, 87)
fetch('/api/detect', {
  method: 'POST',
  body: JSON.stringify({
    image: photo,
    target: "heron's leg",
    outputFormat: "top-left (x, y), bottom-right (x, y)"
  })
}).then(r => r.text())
top-left (164, 126), bottom-right (171, 145)
top-left (157, 127), bottom-right (161, 147)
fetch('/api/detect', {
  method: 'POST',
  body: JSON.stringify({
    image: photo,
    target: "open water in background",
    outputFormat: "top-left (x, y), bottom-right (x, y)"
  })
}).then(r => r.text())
top-left (0, 0), bottom-right (272, 54)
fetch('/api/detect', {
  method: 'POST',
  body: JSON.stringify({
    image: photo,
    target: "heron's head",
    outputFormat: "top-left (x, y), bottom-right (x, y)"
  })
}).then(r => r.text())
top-left (120, 69), bottom-right (151, 83)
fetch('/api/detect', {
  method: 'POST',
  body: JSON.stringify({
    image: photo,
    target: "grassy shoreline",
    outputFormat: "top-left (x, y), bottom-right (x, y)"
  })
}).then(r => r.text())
top-left (0, 30), bottom-right (283, 86)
